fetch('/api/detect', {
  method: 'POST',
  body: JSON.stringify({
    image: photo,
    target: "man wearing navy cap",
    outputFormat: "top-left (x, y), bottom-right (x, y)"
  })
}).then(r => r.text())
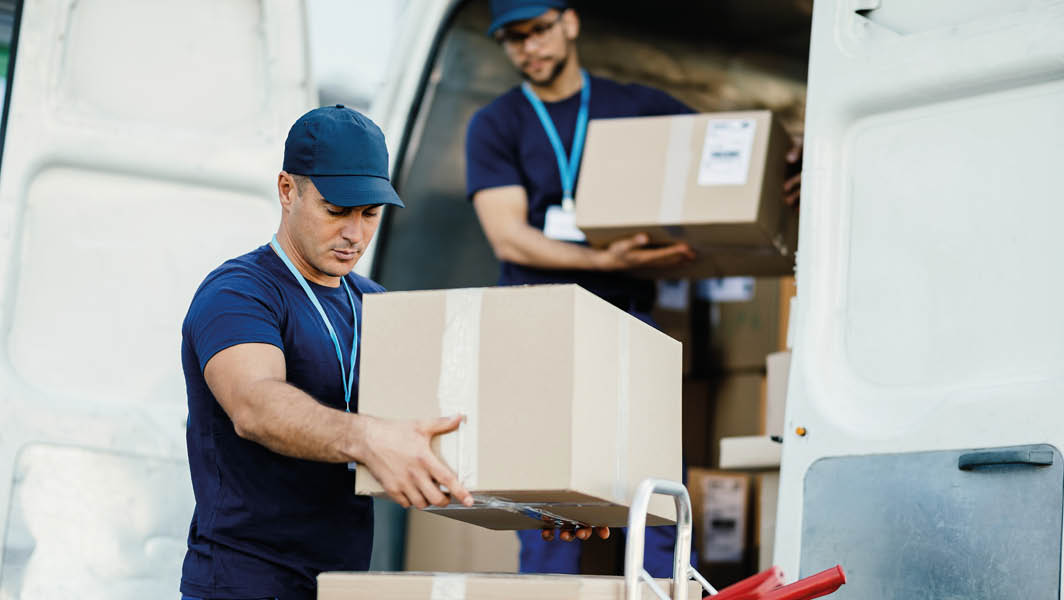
top-left (179, 106), bottom-right (474, 600)
top-left (466, 0), bottom-right (702, 578)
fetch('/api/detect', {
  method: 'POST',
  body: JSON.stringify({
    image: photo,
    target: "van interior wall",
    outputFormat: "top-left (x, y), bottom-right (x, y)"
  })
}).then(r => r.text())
top-left (374, 0), bottom-right (810, 291)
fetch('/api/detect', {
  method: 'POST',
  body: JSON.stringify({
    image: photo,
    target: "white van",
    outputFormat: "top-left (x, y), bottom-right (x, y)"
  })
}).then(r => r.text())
top-left (1, 0), bottom-right (1061, 597)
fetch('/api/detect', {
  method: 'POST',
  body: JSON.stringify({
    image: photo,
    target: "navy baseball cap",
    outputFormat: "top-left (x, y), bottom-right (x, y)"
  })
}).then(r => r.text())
top-left (488, 0), bottom-right (568, 36)
top-left (282, 105), bottom-right (404, 208)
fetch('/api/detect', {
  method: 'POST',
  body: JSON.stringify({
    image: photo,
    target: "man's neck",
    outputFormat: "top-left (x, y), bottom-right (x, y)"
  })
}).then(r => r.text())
top-left (274, 227), bottom-right (341, 288)
top-left (528, 54), bottom-right (584, 102)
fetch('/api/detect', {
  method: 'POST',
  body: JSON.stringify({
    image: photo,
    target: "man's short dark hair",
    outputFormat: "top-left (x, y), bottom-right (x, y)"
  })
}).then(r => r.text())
top-left (291, 174), bottom-right (310, 195)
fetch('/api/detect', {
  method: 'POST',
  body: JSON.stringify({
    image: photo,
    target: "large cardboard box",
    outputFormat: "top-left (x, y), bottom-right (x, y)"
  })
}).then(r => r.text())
top-left (317, 572), bottom-right (701, 599)
top-left (403, 510), bottom-right (518, 573)
top-left (756, 472), bottom-right (780, 572)
top-left (764, 351), bottom-right (791, 438)
top-left (710, 374), bottom-right (764, 467)
top-left (707, 278), bottom-right (781, 371)
top-left (687, 468), bottom-right (752, 564)
top-left (356, 285), bottom-right (682, 529)
top-left (575, 111), bottom-right (797, 279)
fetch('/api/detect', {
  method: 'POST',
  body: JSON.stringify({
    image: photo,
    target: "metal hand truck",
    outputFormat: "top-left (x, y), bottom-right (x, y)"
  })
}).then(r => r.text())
top-left (624, 479), bottom-right (846, 600)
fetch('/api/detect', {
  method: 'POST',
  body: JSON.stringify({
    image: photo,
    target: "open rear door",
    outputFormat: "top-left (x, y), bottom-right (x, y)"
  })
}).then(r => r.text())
top-left (0, 0), bottom-right (312, 596)
top-left (778, 0), bottom-right (1064, 596)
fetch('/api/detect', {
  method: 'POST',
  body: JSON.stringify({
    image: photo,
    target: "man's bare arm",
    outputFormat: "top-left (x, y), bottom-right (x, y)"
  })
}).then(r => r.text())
top-left (473, 186), bottom-right (694, 271)
top-left (203, 342), bottom-right (474, 510)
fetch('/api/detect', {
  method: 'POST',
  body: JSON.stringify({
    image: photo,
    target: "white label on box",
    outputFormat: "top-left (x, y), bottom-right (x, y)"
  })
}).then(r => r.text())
top-left (701, 476), bottom-right (747, 562)
top-left (697, 118), bottom-right (757, 186)
top-left (543, 205), bottom-right (586, 242)
top-left (656, 279), bottom-right (690, 311)
top-left (697, 277), bottom-right (755, 303)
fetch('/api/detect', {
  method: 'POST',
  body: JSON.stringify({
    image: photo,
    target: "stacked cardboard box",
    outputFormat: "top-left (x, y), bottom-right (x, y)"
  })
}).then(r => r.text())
top-left (677, 275), bottom-right (796, 583)
top-left (403, 510), bottom-right (518, 574)
top-left (318, 572), bottom-right (701, 599)
top-left (575, 111), bottom-right (797, 279)
top-left (355, 284), bottom-right (682, 529)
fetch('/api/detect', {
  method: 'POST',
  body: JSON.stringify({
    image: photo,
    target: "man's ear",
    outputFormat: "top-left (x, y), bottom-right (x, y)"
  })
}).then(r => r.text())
top-left (277, 171), bottom-right (297, 211)
top-left (562, 9), bottom-right (580, 40)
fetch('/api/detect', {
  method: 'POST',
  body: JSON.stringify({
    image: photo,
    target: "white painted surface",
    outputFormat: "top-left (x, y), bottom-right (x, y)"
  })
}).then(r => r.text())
top-left (0, 0), bottom-right (314, 596)
top-left (775, 0), bottom-right (1064, 586)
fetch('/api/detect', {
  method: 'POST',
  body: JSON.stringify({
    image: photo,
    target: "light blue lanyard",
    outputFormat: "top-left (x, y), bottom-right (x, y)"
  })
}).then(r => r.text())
top-left (270, 235), bottom-right (359, 413)
top-left (521, 70), bottom-right (590, 213)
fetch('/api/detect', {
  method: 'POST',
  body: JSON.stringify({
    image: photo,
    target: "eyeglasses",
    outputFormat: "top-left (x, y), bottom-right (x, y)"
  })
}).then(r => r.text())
top-left (495, 12), bottom-right (564, 51)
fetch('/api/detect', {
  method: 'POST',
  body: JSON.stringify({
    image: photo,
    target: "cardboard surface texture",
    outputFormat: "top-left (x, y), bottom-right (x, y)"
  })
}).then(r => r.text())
top-left (711, 375), bottom-right (764, 467)
top-left (317, 572), bottom-right (701, 599)
top-left (404, 510), bottom-right (518, 573)
top-left (575, 111), bottom-right (797, 278)
top-left (356, 285), bottom-right (682, 529)
top-left (764, 351), bottom-right (791, 437)
top-left (708, 278), bottom-right (781, 371)
top-left (688, 469), bottom-right (752, 564)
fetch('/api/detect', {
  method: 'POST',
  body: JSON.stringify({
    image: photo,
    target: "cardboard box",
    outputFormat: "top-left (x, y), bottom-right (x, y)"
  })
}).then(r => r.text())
top-left (575, 111), bottom-right (797, 279)
top-left (707, 278), bottom-right (781, 371)
top-left (778, 276), bottom-right (796, 351)
top-left (710, 375), bottom-right (764, 467)
top-left (403, 510), bottom-right (518, 573)
top-left (756, 472), bottom-right (780, 572)
top-left (687, 469), bottom-right (752, 564)
top-left (317, 572), bottom-right (701, 600)
top-left (764, 351), bottom-right (791, 438)
top-left (356, 285), bottom-right (682, 529)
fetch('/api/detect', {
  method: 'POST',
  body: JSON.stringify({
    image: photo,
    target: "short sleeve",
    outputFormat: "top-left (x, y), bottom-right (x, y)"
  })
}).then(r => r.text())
top-left (184, 270), bottom-right (284, 373)
top-left (630, 84), bottom-right (696, 116)
top-left (465, 106), bottom-right (523, 199)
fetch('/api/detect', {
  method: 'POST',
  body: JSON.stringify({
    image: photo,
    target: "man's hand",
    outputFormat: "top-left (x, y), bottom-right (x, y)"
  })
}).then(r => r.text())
top-left (784, 137), bottom-right (803, 207)
top-left (593, 233), bottom-right (695, 271)
top-left (356, 414), bottom-right (475, 510)
top-left (542, 526), bottom-right (611, 542)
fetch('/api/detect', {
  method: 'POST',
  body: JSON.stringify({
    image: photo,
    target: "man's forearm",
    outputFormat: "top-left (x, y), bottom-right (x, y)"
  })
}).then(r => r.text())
top-left (496, 222), bottom-right (604, 270)
top-left (230, 378), bottom-right (365, 463)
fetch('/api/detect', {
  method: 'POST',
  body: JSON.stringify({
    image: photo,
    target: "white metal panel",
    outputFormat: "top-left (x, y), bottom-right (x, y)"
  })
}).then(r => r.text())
top-left (355, 0), bottom-right (456, 276)
top-left (776, 0), bottom-right (1064, 583)
top-left (0, 0), bottom-right (314, 596)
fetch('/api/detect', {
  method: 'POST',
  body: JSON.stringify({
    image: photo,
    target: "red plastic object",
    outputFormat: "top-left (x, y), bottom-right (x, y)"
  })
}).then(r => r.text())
top-left (708, 565), bottom-right (845, 600)
top-left (759, 565), bottom-right (846, 600)
top-left (711, 567), bottom-right (785, 600)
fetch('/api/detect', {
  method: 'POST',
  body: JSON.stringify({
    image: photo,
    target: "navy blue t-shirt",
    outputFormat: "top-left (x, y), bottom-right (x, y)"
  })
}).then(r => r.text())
top-left (466, 74), bottom-right (693, 310)
top-left (180, 244), bottom-right (384, 600)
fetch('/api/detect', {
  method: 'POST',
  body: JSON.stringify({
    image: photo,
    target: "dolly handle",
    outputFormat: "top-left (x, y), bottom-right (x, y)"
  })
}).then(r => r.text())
top-left (624, 479), bottom-right (697, 600)
top-left (759, 565), bottom-right (846, 600)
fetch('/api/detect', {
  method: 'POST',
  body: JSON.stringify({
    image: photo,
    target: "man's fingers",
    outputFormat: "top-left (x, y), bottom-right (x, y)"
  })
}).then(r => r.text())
top-left (783, 173), bottom-right (801, 192)
top-left (415, 471), bottom-right (449, 508)
top-left (575, 528), bottom-right (592, 541)
top-left (424, 414), bottom-right (464, 436)
top-left (629, 245), bottom-right (694, 268)
top-left (541, 528), bottom-right (555, 541)
top-left (403, 483), bottom-right (429, 510)
top-left (559, 529), bottom-right (575, 542)
top-left (596, 526), bottom-right (611, 539)
top-left (427, 454), bottom-right (474, 507)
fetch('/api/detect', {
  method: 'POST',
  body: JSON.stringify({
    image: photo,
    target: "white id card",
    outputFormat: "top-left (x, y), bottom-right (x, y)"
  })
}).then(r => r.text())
top-left (543, 205), bottom-right (586, 242)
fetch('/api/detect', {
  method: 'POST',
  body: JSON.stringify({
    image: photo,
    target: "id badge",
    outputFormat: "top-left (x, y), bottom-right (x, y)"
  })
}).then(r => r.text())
top-left (543, 205), bottom-right (586, 242)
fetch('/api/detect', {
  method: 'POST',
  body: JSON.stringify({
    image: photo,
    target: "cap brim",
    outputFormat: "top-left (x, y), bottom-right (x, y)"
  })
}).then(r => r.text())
top-left (487, 5), bottom-right (554, 35)
top-left (309, 174), bottom-right (405, 208)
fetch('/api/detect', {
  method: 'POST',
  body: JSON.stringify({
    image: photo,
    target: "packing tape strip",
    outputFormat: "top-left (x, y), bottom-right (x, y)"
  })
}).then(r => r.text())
top-left (614, 312), bottom-right (631, 504)
top-left (431, 574), bottom-right (466, 600)
top-left (425, 495), bottom-right (616, 529)
top-left (438, 289), bottom-right (483, 489)
top-left (658, 116), bottom-right (696, 225)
